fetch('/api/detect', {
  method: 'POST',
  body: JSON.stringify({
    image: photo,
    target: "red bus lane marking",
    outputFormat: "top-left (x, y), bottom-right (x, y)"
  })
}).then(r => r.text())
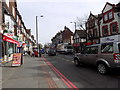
top-left (44, 59), bottom-right (73, 88)
top-left (42, 56), bottom-right (78, 89)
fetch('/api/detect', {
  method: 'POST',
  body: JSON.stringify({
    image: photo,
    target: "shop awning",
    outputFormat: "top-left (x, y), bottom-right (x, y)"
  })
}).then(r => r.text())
top-left (85, 42), bottom-right (96, 45)
top-left (3, 35), bottom-right (20, 45)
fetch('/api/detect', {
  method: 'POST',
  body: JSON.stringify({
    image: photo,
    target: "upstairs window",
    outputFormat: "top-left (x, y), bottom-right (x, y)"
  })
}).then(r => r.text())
top-left (103, 10), bottom-right (114, 23)
top-left (110, 22), bottom-right (118, 34)
top-left (104, 14), bottom-right (108, 21)
top-left (102, 25), bottom-right (108, 36)
top-left (93, 29), bottom-right (98, 37)
top-left (108, 12), bottom-right (113, 19)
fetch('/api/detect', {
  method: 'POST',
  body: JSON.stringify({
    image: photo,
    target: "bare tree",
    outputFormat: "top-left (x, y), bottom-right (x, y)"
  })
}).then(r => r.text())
top-left (76, 14), bottom-right (88, 30)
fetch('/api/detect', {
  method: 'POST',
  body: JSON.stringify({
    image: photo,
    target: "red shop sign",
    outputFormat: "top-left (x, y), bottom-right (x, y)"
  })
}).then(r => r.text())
top-left (3, 35), bottom-right (20, 45)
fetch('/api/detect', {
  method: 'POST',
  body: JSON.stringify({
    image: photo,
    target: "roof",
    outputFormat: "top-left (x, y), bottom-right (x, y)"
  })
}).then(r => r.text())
top-left (115, 2), bottom-right (120, 12)
top-left (74, 30), bottom-right (86, 38)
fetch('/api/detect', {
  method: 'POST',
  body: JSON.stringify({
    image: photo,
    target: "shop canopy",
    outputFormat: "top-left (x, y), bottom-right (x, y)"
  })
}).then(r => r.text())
top-left (3, 35), bottom-right (20, 45)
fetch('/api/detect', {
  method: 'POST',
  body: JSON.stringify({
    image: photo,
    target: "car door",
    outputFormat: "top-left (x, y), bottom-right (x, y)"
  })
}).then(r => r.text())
top-left (86, 46), bottom-right (99, 65)
top-left (79, 47), bottom-right (91, 64)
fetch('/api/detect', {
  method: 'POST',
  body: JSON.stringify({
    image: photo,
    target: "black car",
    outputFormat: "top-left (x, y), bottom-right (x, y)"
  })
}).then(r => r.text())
top-left (48, 48), bottom-right (56, 56)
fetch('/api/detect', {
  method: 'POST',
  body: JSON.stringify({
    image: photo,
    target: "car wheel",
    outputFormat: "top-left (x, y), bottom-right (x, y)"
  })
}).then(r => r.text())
top-left (74, 59), bottom-right (80, 67)
top-left (97, 63), bottom-right (108, 75)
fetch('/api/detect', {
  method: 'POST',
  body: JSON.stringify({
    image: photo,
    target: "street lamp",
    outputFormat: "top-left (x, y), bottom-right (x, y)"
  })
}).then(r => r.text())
top-left (70, 22), bottom-right (77, 31)
top-left (36, 15), bottom-right (43, 57)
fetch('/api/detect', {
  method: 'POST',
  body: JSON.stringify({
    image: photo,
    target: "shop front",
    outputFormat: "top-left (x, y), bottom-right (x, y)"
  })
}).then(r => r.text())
top-left (0, 33), bottom-right (2, 65)
top-left (100, 35), bottom-right (120, 43)
top-left (2, 34), bottom-right (20, 65)
top-left (73, 43), bottom-right (81, 53)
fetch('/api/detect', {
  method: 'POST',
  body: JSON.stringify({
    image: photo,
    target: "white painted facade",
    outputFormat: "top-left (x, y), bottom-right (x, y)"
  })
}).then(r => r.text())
top-left (100, 3), bottom-right (120, 37)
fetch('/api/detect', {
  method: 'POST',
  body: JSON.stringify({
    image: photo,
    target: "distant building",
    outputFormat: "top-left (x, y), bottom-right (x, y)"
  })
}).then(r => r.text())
top-left (99, 2), bottom-right (120, 43)
top-left (73, 30), bottom-right (86, 52)
top-left (51, 26), bottom-right (73, 47)
top-left (86, 12), bottom-right (100, 45)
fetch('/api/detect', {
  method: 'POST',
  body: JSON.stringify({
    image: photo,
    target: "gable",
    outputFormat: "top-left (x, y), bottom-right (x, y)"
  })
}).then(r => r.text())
top-left (102, 2), bottom-right (114, 13)
top-left (74, 33), bottom-right (79, 39)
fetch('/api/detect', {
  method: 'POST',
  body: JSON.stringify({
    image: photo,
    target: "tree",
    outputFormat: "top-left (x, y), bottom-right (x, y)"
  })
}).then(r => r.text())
top-left (76, 14), bottom-right (88, 30)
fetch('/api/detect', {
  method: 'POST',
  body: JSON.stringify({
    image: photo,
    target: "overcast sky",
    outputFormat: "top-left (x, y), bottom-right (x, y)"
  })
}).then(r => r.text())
top-left (17, 0), bottom-right (119, 45)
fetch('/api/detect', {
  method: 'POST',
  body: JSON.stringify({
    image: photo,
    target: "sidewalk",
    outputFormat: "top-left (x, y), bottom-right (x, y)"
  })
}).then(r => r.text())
top-left (2, 55), bottom-right (68, 88)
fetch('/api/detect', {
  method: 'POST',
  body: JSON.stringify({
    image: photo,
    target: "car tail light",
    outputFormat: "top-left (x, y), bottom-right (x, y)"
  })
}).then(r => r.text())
top-left (114, 53), bottom-right (120, 63)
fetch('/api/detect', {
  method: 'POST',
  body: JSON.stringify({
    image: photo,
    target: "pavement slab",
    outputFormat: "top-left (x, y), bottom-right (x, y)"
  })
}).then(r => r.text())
top-left (2, 56), bottom-right (68, 88)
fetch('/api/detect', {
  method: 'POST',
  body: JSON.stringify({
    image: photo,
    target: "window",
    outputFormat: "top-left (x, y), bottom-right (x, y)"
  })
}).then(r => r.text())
top-left (101, 44), bottom-right (113, 53)
top-left (110, 22), bottom-right (118, 34)
top-left (82, 47), bottom-right (91, 54)
top-left (108, 12), bottom-right (113, 19)
top-left (91, 46), bottom-right (98, 54)
top-left (104, 14), bottom-right (108, 21)
top-left (102, 25), bottom-right (108, 36)
top-left (103, 10), bottom-right (114, 23)
top-left (82, 46), bottom-right (98, 54)
top-left (93, 29), bottom-right (98, 37)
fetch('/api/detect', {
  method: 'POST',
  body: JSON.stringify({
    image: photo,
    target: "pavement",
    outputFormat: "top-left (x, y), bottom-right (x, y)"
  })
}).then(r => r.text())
top-left (1, 55), bottom-right (68, 89)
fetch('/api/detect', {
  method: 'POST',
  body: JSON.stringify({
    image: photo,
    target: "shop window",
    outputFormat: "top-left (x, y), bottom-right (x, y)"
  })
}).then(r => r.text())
top-left (102, 25), bottom-right (108, 36)
top-left (8, 43), bottom-right (14, 54)
top-left (110, 22), bottom-right (118, 34)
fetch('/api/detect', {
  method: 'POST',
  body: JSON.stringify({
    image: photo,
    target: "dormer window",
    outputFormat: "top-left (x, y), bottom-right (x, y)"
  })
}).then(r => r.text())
top-left (104, 14), bottom-right (108, 21)
top-left (103, 10), bottom-right (114, 23)
top-left (108, 12), bottom-right (113, 19)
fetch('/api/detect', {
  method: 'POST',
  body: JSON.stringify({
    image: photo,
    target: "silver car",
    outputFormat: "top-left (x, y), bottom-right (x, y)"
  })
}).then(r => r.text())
top-left (74, 42), bottom-right (120, 75)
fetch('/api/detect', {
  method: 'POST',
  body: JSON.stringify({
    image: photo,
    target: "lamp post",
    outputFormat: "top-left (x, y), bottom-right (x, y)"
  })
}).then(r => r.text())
top-left (70, 22), bottom-right (77, 31)
top-left (36, 15), bottom-right (43, 57)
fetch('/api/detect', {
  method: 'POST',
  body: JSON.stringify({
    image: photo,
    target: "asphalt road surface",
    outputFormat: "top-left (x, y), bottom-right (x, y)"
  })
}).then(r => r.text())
top-left (44, 53), bottom-right (120, 88)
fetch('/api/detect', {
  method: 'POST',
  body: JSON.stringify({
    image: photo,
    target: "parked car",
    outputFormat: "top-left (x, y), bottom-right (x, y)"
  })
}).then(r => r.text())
top-left (74, 42), bottom-right (120, 75)
top-left (48, 48), bottom-right (56, 56)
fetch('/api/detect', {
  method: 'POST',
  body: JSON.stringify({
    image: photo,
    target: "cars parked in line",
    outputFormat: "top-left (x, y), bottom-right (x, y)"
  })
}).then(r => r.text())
top-left (74, 42), bottom-right (120, 75)
top-left (48, 48), bottom-right (56, 56)
top-left (57, 43), bottom-right (73, 54)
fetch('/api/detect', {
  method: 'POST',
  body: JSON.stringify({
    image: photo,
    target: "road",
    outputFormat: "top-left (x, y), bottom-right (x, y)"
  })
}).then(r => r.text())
top-left (2, 53), bottom-right (120, 89)
top-left (44, 53), bottom-right (120, 88)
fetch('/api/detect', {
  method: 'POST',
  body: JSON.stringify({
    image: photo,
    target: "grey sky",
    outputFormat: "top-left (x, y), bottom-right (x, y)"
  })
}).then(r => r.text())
top-left (17, 0), bottom-right (119, 45)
